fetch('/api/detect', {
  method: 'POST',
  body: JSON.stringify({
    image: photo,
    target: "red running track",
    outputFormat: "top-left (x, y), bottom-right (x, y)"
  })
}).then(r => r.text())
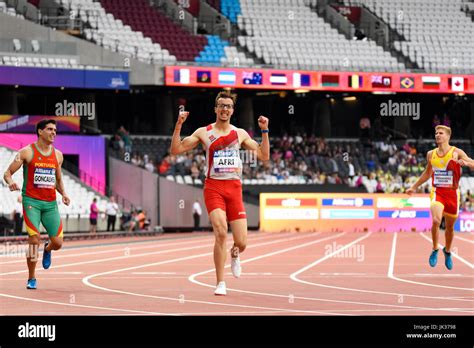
top-left (0, 231), bottom-right (473, 316)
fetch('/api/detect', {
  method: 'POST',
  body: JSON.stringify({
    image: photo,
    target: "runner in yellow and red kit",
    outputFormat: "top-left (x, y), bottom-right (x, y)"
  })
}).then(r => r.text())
top-left (407, 125), bottom-right (473, 270)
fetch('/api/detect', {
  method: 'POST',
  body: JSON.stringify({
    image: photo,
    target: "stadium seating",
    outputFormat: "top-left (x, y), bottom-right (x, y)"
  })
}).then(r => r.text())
top-left (99, 0), bottom-right (206, 62)
top-left (236, 0), bottom-right (405, 71)
top-left (0, 146), bottom-right (109, 218)
top-left (343, 0), bottom-right (474, 73)
top-left (55, 0), bottom-right (177, 65)
top-left (0, 54), bottom-right (87, 69)
top-left (0, 0), bottom-right (24, 19)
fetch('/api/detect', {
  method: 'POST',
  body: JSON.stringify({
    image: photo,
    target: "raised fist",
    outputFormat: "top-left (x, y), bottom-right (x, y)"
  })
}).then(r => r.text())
top-left (177, 111), bottom-right (189, 126)
top-left (258, 116), bottom-right (269, 130)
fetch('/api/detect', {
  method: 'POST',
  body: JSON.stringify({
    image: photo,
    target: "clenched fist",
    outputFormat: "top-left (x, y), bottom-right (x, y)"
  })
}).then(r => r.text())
top-left (176, 111), bottom-right (189, 126)
top-left (8, 182), bottom-right (20, 191)
top-left (258, 116), bottom-right (269, 130)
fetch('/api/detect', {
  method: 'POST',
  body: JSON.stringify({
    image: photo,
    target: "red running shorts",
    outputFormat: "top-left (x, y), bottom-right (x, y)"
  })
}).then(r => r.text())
top-left (203, 178), bottom-right (247, 222)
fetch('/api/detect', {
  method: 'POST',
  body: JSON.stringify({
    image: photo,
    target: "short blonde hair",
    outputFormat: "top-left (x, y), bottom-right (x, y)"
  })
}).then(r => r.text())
top-left (435, 125), bottom-right (451, 137)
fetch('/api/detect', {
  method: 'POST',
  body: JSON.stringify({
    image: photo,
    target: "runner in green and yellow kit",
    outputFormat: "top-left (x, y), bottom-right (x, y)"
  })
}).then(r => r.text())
top-left (3, 119), bottom-right (70, 289)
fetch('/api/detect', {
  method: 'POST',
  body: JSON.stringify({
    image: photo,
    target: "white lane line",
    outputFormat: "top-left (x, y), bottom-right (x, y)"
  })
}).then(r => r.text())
top-left (388, 233), bottom-right (473, 291)
top-left (83, 233), bottom-right (349, 315)
top-left (131, 272), bottom-right (177, 275)
top-left (456, 236), bottom-right (474, 244)
top-left (0, 234), bottom-right (310, 316)
top-left (0, 232), bottom-right (285, 265)
top-left (225, 272), bottom-right (273, 275)
top-left (190, 231), bottom-right (473, 313)
top-left (419, 232), bottom-right (474, 269)
top-left (288, 232), bottom-right (473, 313)
top-left (0, 232), bottom-right (284, 276)
top-left (0, 293), bottom-right (174, 316)
top-left (318, 273), bottom-right (372, 276)
top-left (0, 235), bottom-right (212, 264)
top-left (291, 233), bottom-right (373, 279)
top-left (413, 273), bottom-right (464, 277)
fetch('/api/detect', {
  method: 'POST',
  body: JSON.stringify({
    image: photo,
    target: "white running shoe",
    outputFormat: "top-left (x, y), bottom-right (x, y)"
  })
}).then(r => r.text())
top-left (214, 281), bottom-right (227, 296)
top-left (230, 246), bottom-right (241, 278)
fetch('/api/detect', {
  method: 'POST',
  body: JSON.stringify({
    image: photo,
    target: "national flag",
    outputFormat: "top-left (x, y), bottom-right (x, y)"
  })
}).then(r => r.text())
top-left (422, 76), bottom-right (441, 89)
top-left (348, 75), bottom-right (363, 89)
top-left (173, 69), bottom-right (190, 84)
top-left (269, 73), bottom-right (288, 85)
top-left (400, 76), bottom-right (415, 89)
top-left (197, 70), bottom-right (211, 83)
top-left (242, 72), bottom-right (263, 85)
top-left (371, 75), bottom-right (391, 88)
top-left (449, 77), bottom-right (467, 92)
top-left (218, 71), bottom-right (236, 85)
top-left (321, 75), bottom-right (339, 87)
top-left (292, 73), bottom-right (311, 87)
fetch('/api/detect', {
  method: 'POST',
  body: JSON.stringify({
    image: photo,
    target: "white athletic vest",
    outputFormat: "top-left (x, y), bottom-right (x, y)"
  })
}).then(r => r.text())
top-left (203, 123), bottom-right (242, 180)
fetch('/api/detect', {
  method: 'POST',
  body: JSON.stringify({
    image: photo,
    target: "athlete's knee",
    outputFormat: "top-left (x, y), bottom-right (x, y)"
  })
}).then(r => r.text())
top-left (213, 223), bottom-right (228, 242)
top-left (234, 240), bottom-right (246, 252)
top-left (445, 226), bottom-right (454, 234)
top-left (50, 240), bottom-right (63, 250)
top-left (432, 216), bottom-right (442, 226)
top-left (28, 235), bottom-right (40, 246)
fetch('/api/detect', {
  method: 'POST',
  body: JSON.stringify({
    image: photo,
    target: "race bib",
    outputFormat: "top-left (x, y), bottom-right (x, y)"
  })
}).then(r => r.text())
top-left (433, 170), bottom-right (453, 187)
top-left (213, 149), bottom-right (240, 173)
top-left (33, 167), bottom-right (56, 189)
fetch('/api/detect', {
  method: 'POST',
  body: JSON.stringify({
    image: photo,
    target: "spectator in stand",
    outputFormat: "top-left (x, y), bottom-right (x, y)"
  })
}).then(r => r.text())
top-left (359, 116), bottom-right (371, 140)
top-left (347, 160), bottom-right (355, 180)
top-left (432, 114), bottom-right (441, 127)
top-left (190, 162), bottom-right (200, 180)
top-left (89, 198), bottom-right (99, 234)
top-left (106, 196), bottom-right (119, 232)
top-left (136, 208), bottom-right (147, 231)
top-left (145, 159), bottom-right (155, 173)
top-left (117, 126), bottom-right (132, 154)
top-left (159, 155), bottom-right (171, 174)
top-left (192, 199), bottom-right (202, 231)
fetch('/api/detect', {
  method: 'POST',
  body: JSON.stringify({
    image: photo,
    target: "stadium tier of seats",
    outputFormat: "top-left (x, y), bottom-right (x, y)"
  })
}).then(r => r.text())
top-left (0, 0), bottom-right (24, 19)
top-left (344, 0), bottom-right (474, 73)
top-left (99, 0), bottom-right (204, 62)
top-left (0, 146), bottom-right (109, 218)
top-left (236, 0), bottom-right (405, 71)
top-left (56, 0), bottom-right (177, 64)
top-left (0, 54), bottom-right (90, 69)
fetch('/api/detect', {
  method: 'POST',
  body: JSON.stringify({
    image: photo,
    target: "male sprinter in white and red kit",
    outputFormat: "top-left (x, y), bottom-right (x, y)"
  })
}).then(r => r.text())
top-left (170, 91), bottom-right (270, 295)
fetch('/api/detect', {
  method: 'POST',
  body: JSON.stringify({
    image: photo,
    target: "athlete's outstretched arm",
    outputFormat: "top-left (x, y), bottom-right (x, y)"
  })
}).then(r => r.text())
top-left (241, 116), bottom-right (270, 161)
top-left (3, 147), bottom-right (29, 191)
top-left (406, 151), bottom-right (433, 195)
top-left (169, 111), bottom-right (201, 155)
top-left (55, 150), bottom-right (70, 206)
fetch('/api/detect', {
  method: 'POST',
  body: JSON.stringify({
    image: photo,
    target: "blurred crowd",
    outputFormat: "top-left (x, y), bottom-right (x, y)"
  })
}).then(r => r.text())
top-left (109, 126), bottom-right (474, 213)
